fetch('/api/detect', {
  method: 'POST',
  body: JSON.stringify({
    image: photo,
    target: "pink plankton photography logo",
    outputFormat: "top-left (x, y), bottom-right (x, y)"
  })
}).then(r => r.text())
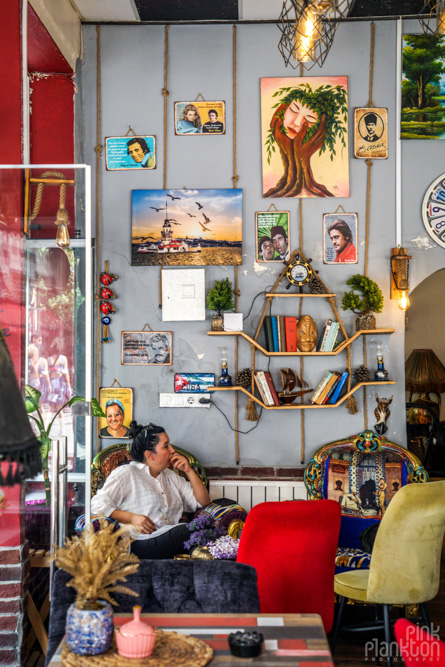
top-left (365, 623), bottom-right (441, 662)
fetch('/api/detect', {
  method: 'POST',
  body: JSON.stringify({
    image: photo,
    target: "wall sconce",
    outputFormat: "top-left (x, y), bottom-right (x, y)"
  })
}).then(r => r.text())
top-left (277, 0), bottom-right (354, 70)
top-left (24, 170), bottom-right (74, 248)
top-left (418, 0), bottom-right (445, 35)
top-left (390, 246), bottom-right (412, 311)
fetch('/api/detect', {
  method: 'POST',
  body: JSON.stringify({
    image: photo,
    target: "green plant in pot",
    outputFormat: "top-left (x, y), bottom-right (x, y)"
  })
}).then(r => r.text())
top-left (207, 277), bottom-right (235, 331)
top-left (53, 519), bottom-right (140, 655)
top-left (341, 274), bottom-right (384, 331)
top-left (24, 385), bottom-right (105, 504)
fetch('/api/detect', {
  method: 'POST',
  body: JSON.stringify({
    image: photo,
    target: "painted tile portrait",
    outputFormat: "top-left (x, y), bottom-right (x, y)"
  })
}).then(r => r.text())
top-left (261, 77), bottom-right (349, 198)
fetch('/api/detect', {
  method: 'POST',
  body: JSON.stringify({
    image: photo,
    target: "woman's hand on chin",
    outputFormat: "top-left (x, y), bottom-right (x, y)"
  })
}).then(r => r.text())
top-left (170, 452), bottom-right (191, 474)
top-left (130, 513), bottom-right (156, 534)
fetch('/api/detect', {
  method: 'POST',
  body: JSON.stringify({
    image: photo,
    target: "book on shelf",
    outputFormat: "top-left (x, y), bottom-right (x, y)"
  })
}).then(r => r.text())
top-left (263, 371), bottom-right (280, 406)
top-left (320, 372), bottom-right (342, 404)
top-left (264, 316), bottom-right (273, 352)
top-left (309, 371), bottom-right (333, 403)
top-left (255, 371), bottom-right (275, 406)
top-left (278, 316), bottom-right (286, 352)
top-left (316, 372), bottom-right (341, 404)
top-left (329, 371), bottom-right (349, 404)
top-left (271, 317), bottom-right (279, 352)
top-left (277, 316), bottom-right (282, 351)
top-left (317, 319), bottom-right (332, 352)
top-left (285, 316), bottom-right (297, 352)
top-left (324, 321), bottom-right (340, 352)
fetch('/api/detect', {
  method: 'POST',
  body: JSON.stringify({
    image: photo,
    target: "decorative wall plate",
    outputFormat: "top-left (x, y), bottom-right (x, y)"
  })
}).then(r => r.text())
top-left (422, 173), bottom-right (445, 248)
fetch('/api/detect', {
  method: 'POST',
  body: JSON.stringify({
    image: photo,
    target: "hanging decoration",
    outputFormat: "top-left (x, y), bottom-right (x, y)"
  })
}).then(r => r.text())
top-left (174, 97), bottom-right (226, 135)
top-left (354, 108), bottom-right (388, 160)
top-left (99, 263), bottom-right (118, 343)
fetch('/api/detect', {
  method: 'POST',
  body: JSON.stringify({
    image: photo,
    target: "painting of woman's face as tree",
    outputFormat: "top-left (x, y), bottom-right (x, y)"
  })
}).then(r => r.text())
top-left (261, 77), bottom-right (349, 199)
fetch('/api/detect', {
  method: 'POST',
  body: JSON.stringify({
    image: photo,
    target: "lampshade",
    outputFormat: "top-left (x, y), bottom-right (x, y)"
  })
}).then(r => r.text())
top-left (0, 330), bottom-right (42, 485)
top-left (405, 349), bottom-right (445, 395)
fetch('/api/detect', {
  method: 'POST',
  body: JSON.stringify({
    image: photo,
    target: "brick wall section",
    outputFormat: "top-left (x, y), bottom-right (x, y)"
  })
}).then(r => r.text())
top-left (206, 466), bottom-right (305, 480)
top-left (0, 543), bottom-right (29, 667)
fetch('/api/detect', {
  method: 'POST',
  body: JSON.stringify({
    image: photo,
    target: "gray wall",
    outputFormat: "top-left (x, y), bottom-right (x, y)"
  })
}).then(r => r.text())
top-left (79, 18), bottom-right (445, 467)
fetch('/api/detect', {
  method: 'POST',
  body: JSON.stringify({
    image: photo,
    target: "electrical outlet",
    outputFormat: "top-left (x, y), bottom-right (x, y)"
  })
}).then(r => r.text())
top-left (159, 393), bottom-right (211, 408)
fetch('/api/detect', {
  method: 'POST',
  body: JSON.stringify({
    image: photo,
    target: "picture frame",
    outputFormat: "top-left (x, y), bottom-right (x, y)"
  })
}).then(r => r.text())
top-left (99, 387), bottom-right (133, 438)
top-left (174, 373), bottom-right (215, 393)
top-left (105, 136), bottom-right (156, 170)
top-left (354, 108), bottom-right (388, 159)
top-left (174, 101), bottom-right (225, 135)
top-left (323, 213), bottom-right (358, 264)
top-left (121, 331), bottom-right (172, 365)
top-left (255, 211), bottom-right (290, 262)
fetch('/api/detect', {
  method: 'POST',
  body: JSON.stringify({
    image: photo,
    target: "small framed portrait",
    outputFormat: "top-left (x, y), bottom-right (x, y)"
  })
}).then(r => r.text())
top-left (121, 331), bottom-right (172, 366)
top-left (174, 101), bottom-right (225, 135)
top-left (99, 387), bottom-right (133, 439)
top-left (105, 136), bottom-right (156, 170)
top-left (323, 213), bottom-right (358, 264)
top-left (354, 108), bottom-right (388, 159)
top-left (255, 210), bottom-right (290, 262)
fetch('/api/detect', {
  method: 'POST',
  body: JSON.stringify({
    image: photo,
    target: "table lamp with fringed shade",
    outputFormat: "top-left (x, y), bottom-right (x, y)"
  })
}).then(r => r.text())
top-left (405, 349), bottom-right (445, 410)
top-left (0, 330), bottom-right (42, 485)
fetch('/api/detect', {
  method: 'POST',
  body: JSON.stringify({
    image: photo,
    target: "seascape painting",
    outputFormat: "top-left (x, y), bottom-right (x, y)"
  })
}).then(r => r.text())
top-left (261, 77), bottom-right (349, 199)
top-left (131, 189), bottom-right (242, 266)
top-left (402, 34), bottom-right (445, 139)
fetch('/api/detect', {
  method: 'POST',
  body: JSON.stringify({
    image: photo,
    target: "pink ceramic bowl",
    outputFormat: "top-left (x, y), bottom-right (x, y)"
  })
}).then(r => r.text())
top-left (115, 629), bottom-right (156, 659)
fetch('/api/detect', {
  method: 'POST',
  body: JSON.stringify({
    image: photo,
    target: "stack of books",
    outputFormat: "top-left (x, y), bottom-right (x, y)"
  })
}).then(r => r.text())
top-left (316, 319), bottom-right (340, 352)
top-left (308, 370), bottom-right (349, 405)
top-left (263, 316), bottom-right (297, 352)
top-left (254, 370), bottom-right (280, 406)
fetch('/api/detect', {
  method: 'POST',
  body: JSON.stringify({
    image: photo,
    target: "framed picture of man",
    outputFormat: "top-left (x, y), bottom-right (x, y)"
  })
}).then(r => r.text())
top-left (255, 210), bottom-right (290, 262)
top-left (121, 331), bottom-right (172, 365)
top-left (105, 136), bottom-right (156, 170)
top-left (174, 101), bottom-right (225, 135)
top-left (354, 108), bottom-right (388, 159)
top-left (99, 387), bottom-right (133, 439)
top-left (323, 213), bottom-right (358, 264)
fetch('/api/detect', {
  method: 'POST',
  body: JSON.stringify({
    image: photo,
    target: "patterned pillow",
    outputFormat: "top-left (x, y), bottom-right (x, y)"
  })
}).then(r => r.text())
top-left (195, 498), bottom-right (247, 531)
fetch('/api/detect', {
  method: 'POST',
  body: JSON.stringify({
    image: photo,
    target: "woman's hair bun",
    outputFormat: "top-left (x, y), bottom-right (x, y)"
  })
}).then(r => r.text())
top-left (128, 420), bottom-right (144, 438)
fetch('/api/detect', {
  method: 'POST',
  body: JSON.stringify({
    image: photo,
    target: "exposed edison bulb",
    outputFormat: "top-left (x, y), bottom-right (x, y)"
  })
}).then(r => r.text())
top-left (55, 208), bottom-right (70, 248)
top-left (398, 290), bottom-right (410, 311)
top-left (293, 6), bottom-right (317, 62)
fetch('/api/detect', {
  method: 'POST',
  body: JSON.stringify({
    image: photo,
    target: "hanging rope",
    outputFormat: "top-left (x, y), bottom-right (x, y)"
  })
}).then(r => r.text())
top-left (232, 26), bottom-right (239, 190)
top-left (367, 22), bottom-right (375, 108)
top-left (159, 25), bottom-right (170, 310)
top-left (298, 198), bottom-right (305, 463)
top-left (95, 26), bottom-right (103, 438)
top-left (28, 171), bottom-right (67, 221)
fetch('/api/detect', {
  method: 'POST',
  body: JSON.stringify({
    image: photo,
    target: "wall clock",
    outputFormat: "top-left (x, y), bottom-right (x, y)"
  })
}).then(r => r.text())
top-left (422, 173), bottom-right (445, 249)
top-left (284, 254), bottom-right (314, 291)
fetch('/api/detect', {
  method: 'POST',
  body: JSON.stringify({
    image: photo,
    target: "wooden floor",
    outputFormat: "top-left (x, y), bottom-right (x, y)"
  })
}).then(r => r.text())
top-left (25, 558), bottom-right (445, 667)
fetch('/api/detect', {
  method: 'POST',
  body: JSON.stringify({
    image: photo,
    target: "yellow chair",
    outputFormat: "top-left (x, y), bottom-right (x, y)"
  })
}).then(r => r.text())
top-left (91, 441), bottom-right (207, 496)
top-left (330, 480), bottom-right (445, 667)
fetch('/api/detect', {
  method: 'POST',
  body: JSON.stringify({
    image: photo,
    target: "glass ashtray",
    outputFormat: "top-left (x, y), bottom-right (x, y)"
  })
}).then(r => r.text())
top-left (228, 631), bottom-right (264, 658)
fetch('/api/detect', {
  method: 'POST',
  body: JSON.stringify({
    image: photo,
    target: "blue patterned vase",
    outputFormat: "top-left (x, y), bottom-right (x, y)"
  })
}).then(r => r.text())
top-left (66, 601), bottom-right (114, 655)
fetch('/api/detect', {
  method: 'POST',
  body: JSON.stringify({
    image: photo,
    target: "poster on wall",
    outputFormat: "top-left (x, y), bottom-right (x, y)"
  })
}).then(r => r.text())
top-left (174, 101), bottom-right (225, 134)
top-left (99, 387), bottom-right (133, 438)
top-left (323, 213), bottom-right (358, 264)
top-left (354, 108), bottom-right (388, 159)
top-left (121, 331), bottom-right (172, 366)
top-left (401, 34), bottom-right (445, 140)
top-left (255, 210), bottom-right (290, 262)
top-left (105, 136), bottom-right (156, 170)
top-left (261, 77), bottom-right (349, 199)
top-left (131, 189), bottom-right (242, 266)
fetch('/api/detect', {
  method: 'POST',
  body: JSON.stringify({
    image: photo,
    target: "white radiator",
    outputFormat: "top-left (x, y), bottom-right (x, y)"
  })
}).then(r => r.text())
top-left (209, 480), bottom-right (307, 512)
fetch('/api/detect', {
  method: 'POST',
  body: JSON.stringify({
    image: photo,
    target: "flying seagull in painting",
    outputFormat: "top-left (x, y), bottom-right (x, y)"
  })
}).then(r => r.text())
top-left (166, 219), bottom-right (181, 225)
top-left (195, 201), bottom-right (203, 209)
top-left (202, 213), bottom-right (211, 225)
top-left (198, 220), bottom-right (210, 232)
top-left (187, 213), bottom-right (196, 218)
top-left (150, 206), bottom-right (165, 212)
top-left (135, 236), bottom-right (156, 242)
top-left (167, 194), bottom-right (181, 200)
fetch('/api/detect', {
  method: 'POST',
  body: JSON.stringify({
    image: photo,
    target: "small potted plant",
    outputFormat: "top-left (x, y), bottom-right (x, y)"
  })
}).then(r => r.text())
top-left (206, 277), bottom-right (235, 331)
top-left (341, 274), bottom-right (384, 331)
top-left (53, 519), bottom-right (140, 656)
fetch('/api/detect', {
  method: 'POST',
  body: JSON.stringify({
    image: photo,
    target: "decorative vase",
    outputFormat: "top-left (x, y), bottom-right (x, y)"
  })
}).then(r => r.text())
top-left (355, 313), bottom-right (376, 331)
top-left (211, 312), bottom-right (224, 331)
top-left (66, 600), bottom-right (114, 655)
top-left (191, 545), bottom-right (214, 560)
top-left (115, 606), bottom-right (156, 659)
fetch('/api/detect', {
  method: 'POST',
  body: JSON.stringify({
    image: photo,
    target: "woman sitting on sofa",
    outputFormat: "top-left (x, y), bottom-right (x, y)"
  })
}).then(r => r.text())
top-left (91, 421), bottom-right (210, 558)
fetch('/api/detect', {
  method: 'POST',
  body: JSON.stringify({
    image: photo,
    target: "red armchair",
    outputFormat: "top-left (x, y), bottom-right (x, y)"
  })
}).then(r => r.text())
top-left (236, 500), bottom-right (341, 633)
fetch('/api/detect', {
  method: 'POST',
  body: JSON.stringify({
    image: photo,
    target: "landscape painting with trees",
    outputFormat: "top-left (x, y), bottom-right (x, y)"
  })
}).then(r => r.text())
top-left (261, 77), bottom-right (349, 199)
top-left (402, 34), bottom-right (445, 139)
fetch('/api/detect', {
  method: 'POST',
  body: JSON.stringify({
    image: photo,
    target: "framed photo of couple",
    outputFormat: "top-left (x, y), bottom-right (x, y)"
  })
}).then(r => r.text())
top-left (323, 213), bottom-right (358, 264)
top-left (255, 210), bottom-right (290, 262)
top-left (174, 101), bottom-right (225, 135)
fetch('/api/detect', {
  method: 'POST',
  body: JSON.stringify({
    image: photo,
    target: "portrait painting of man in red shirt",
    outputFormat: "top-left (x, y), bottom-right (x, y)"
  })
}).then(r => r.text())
top-left (328, 218), bottom-right (357, 263)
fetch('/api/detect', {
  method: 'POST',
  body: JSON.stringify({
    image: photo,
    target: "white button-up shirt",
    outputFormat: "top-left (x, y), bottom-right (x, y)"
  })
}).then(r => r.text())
top-left (91, 461), bottom-right (201, 540)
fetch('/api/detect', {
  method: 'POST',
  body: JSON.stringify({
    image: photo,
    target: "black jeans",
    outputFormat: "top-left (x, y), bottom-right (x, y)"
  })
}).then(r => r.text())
top-left (130, 523), bottom-right (191, 559)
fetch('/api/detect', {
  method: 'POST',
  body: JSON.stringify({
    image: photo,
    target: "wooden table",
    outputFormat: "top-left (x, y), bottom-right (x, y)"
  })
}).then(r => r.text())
top-left (48, 613), bottom-right (334, 665)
